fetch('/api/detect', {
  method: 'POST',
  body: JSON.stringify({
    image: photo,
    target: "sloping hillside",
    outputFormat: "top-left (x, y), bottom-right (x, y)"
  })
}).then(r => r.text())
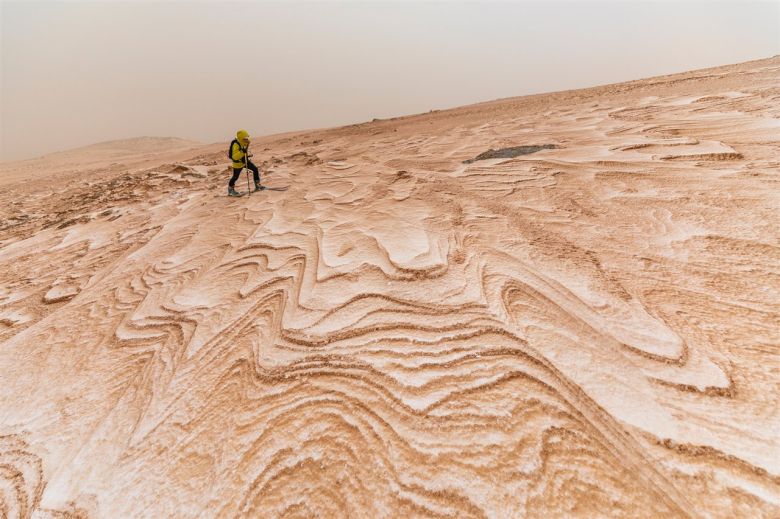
top-left (0, 57), bottom-right (778, 518)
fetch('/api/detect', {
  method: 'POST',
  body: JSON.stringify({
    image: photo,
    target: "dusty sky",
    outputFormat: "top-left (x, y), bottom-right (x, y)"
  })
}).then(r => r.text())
top-left (1, 0), bottom-right (778, 161)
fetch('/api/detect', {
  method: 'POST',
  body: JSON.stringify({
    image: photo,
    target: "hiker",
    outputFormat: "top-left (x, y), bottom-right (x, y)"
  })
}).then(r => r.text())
top-left (228, 129), bottom-right (264, 196)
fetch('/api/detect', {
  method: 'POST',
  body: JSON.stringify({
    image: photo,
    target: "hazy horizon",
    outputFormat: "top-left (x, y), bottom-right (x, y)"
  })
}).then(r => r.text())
top-left (2, 0), bottom-right (778, 161)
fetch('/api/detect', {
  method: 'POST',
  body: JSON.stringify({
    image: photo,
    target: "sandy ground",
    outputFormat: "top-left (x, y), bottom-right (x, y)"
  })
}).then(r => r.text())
top-left (0, 56), bottom-right (778, 518)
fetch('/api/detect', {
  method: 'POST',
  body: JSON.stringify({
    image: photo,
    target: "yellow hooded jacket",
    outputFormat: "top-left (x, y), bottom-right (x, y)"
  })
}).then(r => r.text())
top-left (230, 130), bottom-right (250, 169)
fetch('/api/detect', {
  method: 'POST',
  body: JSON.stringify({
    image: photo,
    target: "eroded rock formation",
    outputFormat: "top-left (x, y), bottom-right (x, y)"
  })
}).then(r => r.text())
top-left (0, 57), bottom-right (778, 518)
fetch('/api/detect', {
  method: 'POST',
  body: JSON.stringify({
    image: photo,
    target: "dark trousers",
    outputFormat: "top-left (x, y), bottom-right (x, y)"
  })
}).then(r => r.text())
top-left (229, 160), bottom-right (260, 187)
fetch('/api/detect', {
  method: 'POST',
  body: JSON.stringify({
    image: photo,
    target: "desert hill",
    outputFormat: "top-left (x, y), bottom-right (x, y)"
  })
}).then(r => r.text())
top-left (0, 56), bottom-right (778, 518)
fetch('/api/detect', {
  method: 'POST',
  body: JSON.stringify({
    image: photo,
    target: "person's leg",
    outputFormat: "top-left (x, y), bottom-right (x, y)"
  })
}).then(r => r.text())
top-left (248, 161), bottom-right (261, 185)
top-left (229, 168), bottom-right (242, 187)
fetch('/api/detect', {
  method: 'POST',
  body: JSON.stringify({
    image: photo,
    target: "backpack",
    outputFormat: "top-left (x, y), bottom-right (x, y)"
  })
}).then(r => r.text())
top-left (227, 139), bottom-right (245, 163)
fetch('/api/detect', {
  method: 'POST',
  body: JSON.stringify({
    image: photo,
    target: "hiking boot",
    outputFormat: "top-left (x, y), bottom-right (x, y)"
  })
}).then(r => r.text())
top-left (254, 183), bottom-right (266, 192)
top-left (228, 186), bottom-right (241, 197)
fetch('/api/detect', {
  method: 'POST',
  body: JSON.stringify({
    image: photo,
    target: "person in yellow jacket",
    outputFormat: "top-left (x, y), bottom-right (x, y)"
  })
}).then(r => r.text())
top-left (228, 129), bottom-right (264, 196)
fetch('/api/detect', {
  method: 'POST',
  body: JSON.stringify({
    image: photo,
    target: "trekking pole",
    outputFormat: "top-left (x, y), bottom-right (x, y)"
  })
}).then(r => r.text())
top-left (245, 148), bottom-right (251, 196)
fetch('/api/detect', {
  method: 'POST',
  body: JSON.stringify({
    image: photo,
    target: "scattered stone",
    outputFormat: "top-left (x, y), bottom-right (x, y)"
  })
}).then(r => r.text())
top-left (463, 144), bottom-right (558, 164)
top-left (43, 284), bottom-right (80, 304)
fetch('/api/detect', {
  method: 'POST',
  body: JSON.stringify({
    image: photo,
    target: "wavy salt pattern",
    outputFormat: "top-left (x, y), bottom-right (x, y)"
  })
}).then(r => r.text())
top-left (0, 57), bottom-right (779, 518)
